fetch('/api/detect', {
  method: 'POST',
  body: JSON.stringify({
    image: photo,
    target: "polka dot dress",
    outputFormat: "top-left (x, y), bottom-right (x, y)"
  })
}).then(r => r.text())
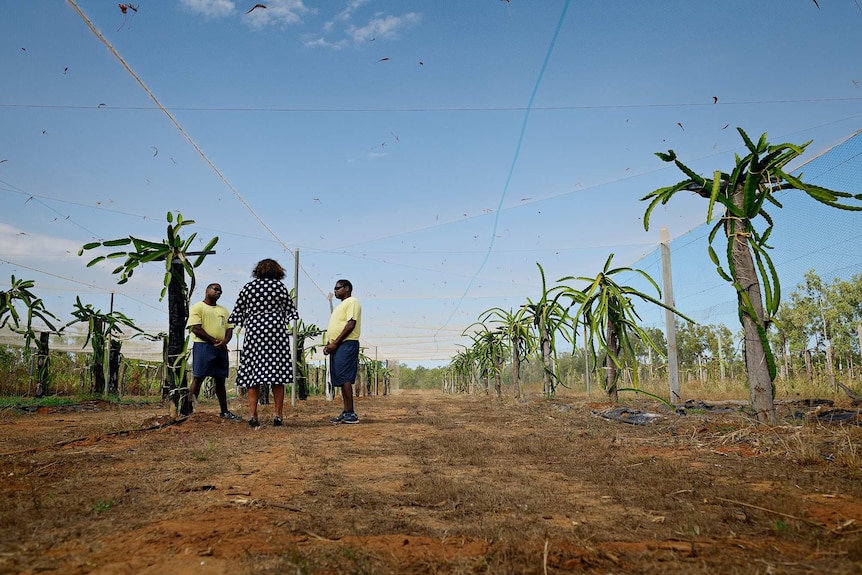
top-left (228, 278), bottom-right (299, 388)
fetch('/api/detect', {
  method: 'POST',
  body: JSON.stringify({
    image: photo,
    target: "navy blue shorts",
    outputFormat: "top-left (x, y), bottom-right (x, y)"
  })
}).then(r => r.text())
top-left (192, 341), bottom-right (229, 378)
top-left (331, 340), bottom-right (359, 387)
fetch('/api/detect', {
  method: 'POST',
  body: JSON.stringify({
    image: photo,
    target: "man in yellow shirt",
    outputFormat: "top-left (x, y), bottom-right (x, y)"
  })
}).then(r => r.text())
top-left (187, 283), bottom-right (237, 419)
top-left (324, 279), bottom-right (362, 424)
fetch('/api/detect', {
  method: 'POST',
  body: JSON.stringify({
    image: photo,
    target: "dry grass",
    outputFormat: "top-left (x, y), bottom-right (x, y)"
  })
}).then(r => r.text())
top-left (1, 390), bottom-right (862, 574)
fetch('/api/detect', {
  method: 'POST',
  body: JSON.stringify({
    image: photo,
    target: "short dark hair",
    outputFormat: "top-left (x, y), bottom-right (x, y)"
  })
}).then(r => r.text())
top-left (252, 259), bottom-right (285, 280)
top-left (336, 279), bottom-right (352, 292)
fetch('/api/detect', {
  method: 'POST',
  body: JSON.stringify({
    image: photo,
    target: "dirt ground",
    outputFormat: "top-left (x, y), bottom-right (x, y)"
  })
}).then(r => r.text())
top-left (2, 389), bottom-right (862, 575)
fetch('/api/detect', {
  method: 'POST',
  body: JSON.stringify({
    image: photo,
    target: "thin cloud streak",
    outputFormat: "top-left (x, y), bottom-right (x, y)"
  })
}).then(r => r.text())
top-left (346, 12), bottom-right (421, 43)
top-left (179, 0), bottom-right (235, 19)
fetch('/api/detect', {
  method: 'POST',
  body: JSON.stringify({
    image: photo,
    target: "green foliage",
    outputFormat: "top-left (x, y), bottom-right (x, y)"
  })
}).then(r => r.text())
top-left (78, 211), bottom-right (218, 301)
top-left (461, 322), bottom-right (508, 395)
top-left (0, 392), bottom-right (159, 409)
top-left (773, 270), bottom-right (862, 377)
top-left (478, 307), bottom-right (535, 364)
top-left (91, 500), bottom-right (114, 513)
top-left (642, 128), bottom-right (862, 421)
top-left (0, 395), bottom-right (75, 409)
top-left (293, 318), bottom-right (325, 362)
top-left (554, 254), bottom-right (692, 399)
top-left (475, 306), bottom-right (536, 396)
top-left (631, 326), bottom-right (668, 362)
top-left (518, 263), bottom-right (569, 395)
top-left (0, 276), bottom-right (59, 361)
top-left (64, 297), bottom-right (148, 395)
top-left (643, 129), bottom-right (862, 376)
top-left (191, 441), bottom-right (215, 462)
top-left (398, 364), bottom-right (446, 389)
top-left (454, 268), bottom-right (555, 396)
top-left (451, 256), bottom-right (693, 401)
top-left (66, 296), bottom-right (145, 349)
top-left (360, 358), bottom-right (392, 394)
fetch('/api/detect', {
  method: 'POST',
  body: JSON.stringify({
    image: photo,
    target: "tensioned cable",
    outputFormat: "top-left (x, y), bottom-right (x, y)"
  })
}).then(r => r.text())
top-left (8, 5), bottom-right (848, 364)
top-left (0, 182), bottom-right (291, 245)
top-left (333, 111), bottom-right (862, 253)
top-left (0, 179), bottom-right (102, 238)
top-left (4, 95), bottom-right (862, 112)
top-left (434, 0), bottom-right (571, 343)
top-left (0, 257), bottom-right (165, 314)
top-left (65, 0), bottom-right (332, 302)
top-left (65, 0), bottom-right (287, 254)
top-left (4, 102), bottom-right (858, 261)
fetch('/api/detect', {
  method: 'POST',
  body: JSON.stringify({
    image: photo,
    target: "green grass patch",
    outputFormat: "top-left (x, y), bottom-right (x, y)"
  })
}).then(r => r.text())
top-left (91, 500), bottom-right (114, 514)
top-left (0, 394), bottom-right (160, 409)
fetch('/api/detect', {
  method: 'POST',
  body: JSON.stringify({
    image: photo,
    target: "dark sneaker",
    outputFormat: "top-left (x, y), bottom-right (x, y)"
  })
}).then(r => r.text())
top-left (248, 417), bottom-right (260, 428)
top-left (273, 417), bottom-right (283, 427)
top-left (219, 411), bottom-right (240, 420)
top-left (342, 412), bottom-right (359, 424)
top-left (330, 411), bottom-right (347, 423)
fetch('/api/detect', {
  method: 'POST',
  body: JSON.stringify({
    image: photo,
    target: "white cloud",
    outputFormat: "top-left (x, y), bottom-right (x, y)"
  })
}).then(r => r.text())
top-left (245, 0), bottom-right (311, 28)
top-left (346, 12), bottom-right (420, 43)
top-left (0, 226), bottom-right (175, 339)
top-left (336, 0), bottom-right (371, 22)
top-left (303, 36), bottom-right (347, 50)
top-left (177, 0), bottom-right (311, 26)
top-left (0, 223), bottom-right (82, 259)
top-left (179, 0), bottom-right (236, 19)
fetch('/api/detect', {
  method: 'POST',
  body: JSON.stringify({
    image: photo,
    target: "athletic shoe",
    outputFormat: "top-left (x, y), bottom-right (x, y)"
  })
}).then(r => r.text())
top-left (273, 417), bottom-right (283, 427)
top-left (342, 412), bottom-right (359, 424)
top-left (248, 417), bottom-right (260, 428)
top-left (330, 411), bottom-right (347, 423)
top-left (219, 411), bottom-right (240, 420)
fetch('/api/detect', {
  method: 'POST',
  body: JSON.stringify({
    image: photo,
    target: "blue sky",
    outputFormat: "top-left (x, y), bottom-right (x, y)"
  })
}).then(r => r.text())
top-left (2, 0), bottom-right (861, 366)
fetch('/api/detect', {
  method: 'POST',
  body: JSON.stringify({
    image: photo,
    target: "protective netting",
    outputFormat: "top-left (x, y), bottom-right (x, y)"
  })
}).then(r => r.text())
top-left (624, 129), bottom-right (862, 333)
top-left (3, 131), bottom-right (861, 365)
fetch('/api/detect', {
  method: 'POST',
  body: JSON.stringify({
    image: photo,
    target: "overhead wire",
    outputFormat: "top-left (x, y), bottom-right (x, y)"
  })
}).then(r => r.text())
top-left (0, 181), bottom-right (294, 246)
top-left (0, 179), bottom-right (102, 238)
top-left (434, 0), bottom-right (572, 343)
top-left (64, 0), bottom-right (335, 302)
top-left (7, 3), bottom-right (857, 363)
top-left (0, 257), bottom-right (165, 314)
top-left (8, 103), bottom-right (857, 262)
top-left (3, 95), bottom-right (862, 113)
top-left (325, 102), bottom-right (862, 268)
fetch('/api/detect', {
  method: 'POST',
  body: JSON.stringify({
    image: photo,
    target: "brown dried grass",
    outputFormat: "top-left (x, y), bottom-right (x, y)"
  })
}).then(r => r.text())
top-left (1, 390), bottom-right (862, 574)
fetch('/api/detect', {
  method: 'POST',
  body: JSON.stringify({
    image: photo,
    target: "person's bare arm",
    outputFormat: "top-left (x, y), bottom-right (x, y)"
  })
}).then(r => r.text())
top-left (190, 324), bottom-right (216, 344)
top-left (214, 327), bottom-right (233, 350)
top-left (323, 319), bottom-right (356, 355)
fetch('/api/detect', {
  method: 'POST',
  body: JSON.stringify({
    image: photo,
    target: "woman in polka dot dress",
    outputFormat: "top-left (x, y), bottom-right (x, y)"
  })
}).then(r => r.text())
top-left (229, 258), bottom-right (299, 428)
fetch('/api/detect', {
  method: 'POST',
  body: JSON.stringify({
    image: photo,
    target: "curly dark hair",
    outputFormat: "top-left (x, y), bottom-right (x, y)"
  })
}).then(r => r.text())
top-left (252, 258), bottom-right (285, 280)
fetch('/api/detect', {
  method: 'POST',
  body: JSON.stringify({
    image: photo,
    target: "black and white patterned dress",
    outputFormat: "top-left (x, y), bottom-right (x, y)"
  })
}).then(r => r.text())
top-left (228, 278), bottom-right (299, 388)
